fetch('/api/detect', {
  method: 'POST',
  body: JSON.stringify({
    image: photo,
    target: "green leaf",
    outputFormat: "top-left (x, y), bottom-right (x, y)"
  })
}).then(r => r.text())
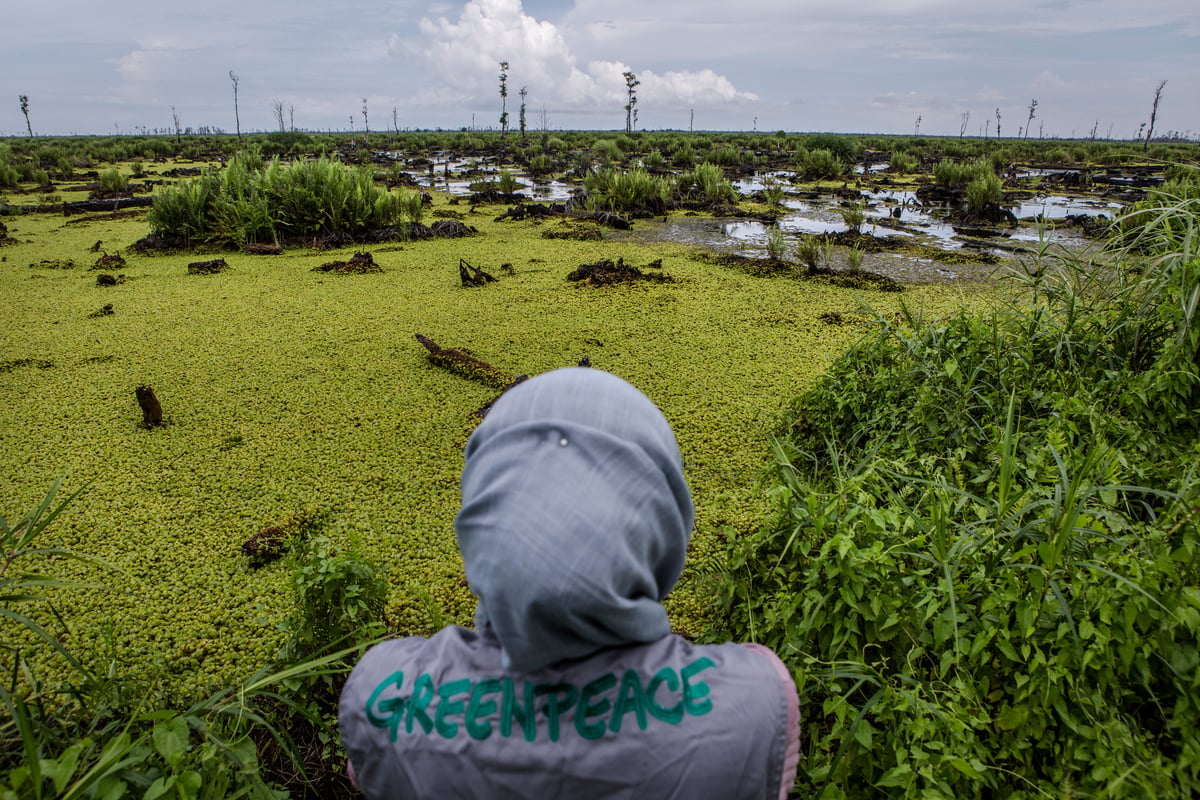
top-left (152, 717), bottom-right (190, 767)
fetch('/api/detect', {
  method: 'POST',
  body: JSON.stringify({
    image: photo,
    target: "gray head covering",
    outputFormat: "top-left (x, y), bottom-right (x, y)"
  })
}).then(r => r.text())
top-left (455, 367), bottom-right (694, 673)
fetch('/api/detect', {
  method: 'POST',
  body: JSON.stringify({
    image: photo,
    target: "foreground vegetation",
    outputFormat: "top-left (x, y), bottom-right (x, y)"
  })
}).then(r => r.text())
top-left (1, 130), bottom-right (1196, 796)
top-left (719, 175), bottom-right (1200, 796)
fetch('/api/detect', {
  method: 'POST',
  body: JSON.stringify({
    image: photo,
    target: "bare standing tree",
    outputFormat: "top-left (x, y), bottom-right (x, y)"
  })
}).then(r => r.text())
top-left (914, 115), bottom-right (921, 135)
top-left (289, 104), bottom-right (294, 132)
top-left (498, 61), bottom-right (510, 137)
top-left (994, 107), bottom-right (1002, 139)
top-left (1144, 80), bottom-right (1167, 152)
top-left (171, 105), bottom-right (183, 144)
top-left (362, 97), bottom-right (369, 145)
top-left (623, 71), bottom-right (639, 133)
top-left (519, 86), bottom-right (528, 143)
top-left (18, 95), bottom-right (32, 137)
top-left (1024, 99), bottom-right (1038, 140)
top-left (228, 71), bottom-right (241, 140)
top-left (393, 105), bottom-right (399, 134)
top-left (271, 98), bottom-right (286, 132)
top-left (959, 111), bottom-right (970, 138)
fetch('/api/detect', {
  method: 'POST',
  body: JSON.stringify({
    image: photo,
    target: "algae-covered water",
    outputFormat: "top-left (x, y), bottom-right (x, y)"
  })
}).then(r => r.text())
top-left (1, 189), bottom-right (1000, 699)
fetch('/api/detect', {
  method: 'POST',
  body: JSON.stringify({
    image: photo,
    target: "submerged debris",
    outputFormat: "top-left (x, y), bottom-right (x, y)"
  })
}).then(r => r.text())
top-left (0, 358), bottom-right (54, 373)
top-left (30, 258), bottom-right (78, 269)
top-left (96, 273), bottom-right (127, 286)
top-left (89, 303), bottom-right (115, 318)
top-left (188, 258), bottom-right (228, 275)
top-left (240, 508), bottom-right (326, 569)
top-left (415, 333), bottom-right (515, 389)
top-left (566, 258), bottom-right (673, 287)
top-left (542, 222), bottom-right (603, 241)
top-left (430, 220), bottom-right (478, 238)
top-left (313, 251), bottom-right (382, 274)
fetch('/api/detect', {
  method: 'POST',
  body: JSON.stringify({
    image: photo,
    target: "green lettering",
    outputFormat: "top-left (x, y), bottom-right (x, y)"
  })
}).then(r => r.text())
top-left (609, 669), bottom-right (648, 733)
top-left (645, 666), bottom-right (683, 724)
top-left (681, 657), bottom-right (716, 716)
top-left (574, 672), bottom-right (617, 740)
top-left (365, 671), bottom-right (407, 742)
top-left (500, 679), bottom-right (537, 742)
top-left (405, 673), bottom-right (435, 734)
top-left (465, 679), bottom-right (501, 740)
top-left (434, 678), bottom-right (471, 738)
top-left (535, 683), bottom-right (579, 742)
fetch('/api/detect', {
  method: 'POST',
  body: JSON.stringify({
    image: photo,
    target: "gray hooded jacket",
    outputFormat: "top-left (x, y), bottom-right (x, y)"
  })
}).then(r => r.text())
top-left (339, 368), bottom-right (799, 798)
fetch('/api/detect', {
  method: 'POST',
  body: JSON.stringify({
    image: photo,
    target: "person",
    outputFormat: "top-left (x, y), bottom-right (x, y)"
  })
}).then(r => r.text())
top-left (339, 367), bottom-right (800, 798)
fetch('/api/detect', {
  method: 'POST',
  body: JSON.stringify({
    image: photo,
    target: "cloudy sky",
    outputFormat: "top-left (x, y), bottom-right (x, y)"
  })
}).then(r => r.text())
top-left (3, 0), bottom-right (1197, 139)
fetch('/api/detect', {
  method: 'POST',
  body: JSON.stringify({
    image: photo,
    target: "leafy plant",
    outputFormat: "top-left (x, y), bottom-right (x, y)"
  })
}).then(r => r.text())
top-left (765, 224), bottom-right (788, 261)
top-left (839, 202), bottom-right (865, 235)
top-left (716, 194), bottom-right (1200, 798)
top-left (795, 237), bottom-right (826, 271)
top-left (797, 148), bottom-right (843, 181)
top-left (965, 172), bottom-right (1004, 214)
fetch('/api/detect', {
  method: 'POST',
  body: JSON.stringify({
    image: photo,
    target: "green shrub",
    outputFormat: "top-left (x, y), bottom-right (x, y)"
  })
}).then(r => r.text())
top-left (934, 158), bottom-right (994, 190)
top-left (794, 236), bottom-right (826, 270)
top-left (148, 156), bottom-right (422, 246)
top-left (641, 150), bottom-right (665, 170)
top-left (677, 162), bottom-right (735, 206)
top-left (798, 148), bottom-right (843, 181)
top-left (704, 145), bottom-right (741, 167)
top-left (497, 169), bottom-right (519, 195)
top-left (765, 224), bottom-right (787, 261)
top-left (718, 196), bottom-right (1200, 798)
top-left (584, 167), bottom-right (671, 214)
top-left (527, 153), bottom-right (554, 175)
top-left (278, 535), bottom-right (387, 663)
top-left (839, 202), bottom-right (865, 235)
top-left (965, 172), bottom-right (1004, 213)
top-left (98, 166), bottom-right (128, 193)
top-left (593, 138), bottom-right (623, 164)
top-left (671, 143), bottom-right (696, 169)
top-left (803, 133), bottom-right (860, 162)
top-left (888, 152), bottom-right (919, 174)
top-left (762, 176), bottom-right (785, 207)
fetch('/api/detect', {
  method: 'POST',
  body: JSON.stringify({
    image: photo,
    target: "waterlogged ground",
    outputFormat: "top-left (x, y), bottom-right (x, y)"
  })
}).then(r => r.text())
top-left (2, 183), bottom-right (1003, 699)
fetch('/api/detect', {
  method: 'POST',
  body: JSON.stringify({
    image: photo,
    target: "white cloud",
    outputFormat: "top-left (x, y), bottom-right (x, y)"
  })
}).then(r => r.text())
top-left (398, 0), bottom-right (756, 115)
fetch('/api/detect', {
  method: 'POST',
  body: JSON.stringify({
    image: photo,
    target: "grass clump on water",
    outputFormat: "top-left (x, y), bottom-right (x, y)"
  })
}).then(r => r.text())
top-left (147, 152), bottom-right (424, 247)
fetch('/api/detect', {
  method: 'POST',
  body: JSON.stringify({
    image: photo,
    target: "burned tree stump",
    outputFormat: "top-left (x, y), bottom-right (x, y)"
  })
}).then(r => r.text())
top-left (188, 258), bottom-right (228, 275)
top-left (93, 252), bottom-right (127, 269)
top-left (242, 243), bottom-right (284, 255)
top-left (415, 333), bottom-right (513, 389)
top-left (566, 258), bottom-right (673, 287)
top-left (135, 385), bottom-right (163, 427)
top-left (313, 251), bottom-right (382, 274)
top-left (458, 258), bottom-right (496, 288)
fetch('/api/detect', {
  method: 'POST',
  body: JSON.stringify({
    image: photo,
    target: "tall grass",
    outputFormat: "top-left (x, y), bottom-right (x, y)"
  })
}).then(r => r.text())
top-left (718, 190), bottom-right (1200, 798)
top-left (583, 167), bottom-right (671, 215)
top-left (148, 154), bottom-right (423, 246)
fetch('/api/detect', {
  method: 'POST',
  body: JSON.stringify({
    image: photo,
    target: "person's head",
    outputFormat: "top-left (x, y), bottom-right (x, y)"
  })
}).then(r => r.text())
top-left (454, 367), bottom-right (694, 672)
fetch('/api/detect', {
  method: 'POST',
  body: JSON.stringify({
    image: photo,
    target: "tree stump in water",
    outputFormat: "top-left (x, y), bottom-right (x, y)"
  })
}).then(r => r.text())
top-left (458, 258), bottom-right (496, 287)
top-left (135, 385), bottom-right (163, 427)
